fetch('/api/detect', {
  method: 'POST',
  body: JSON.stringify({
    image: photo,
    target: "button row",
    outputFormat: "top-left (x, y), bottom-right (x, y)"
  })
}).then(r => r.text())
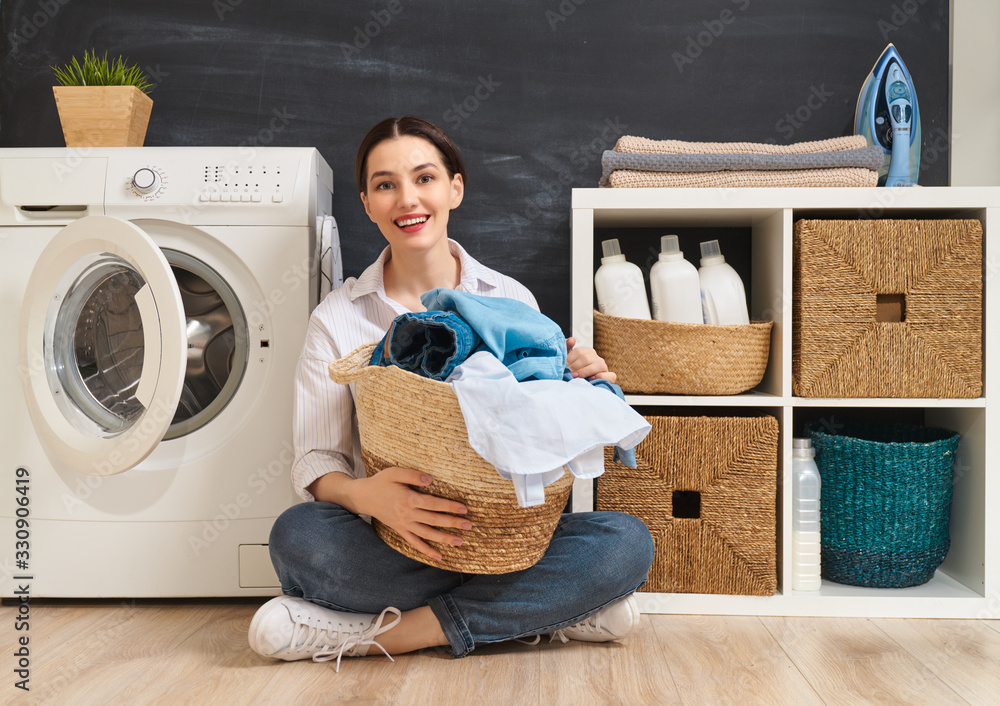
top-left (198, 191), bottom-right (284, 203)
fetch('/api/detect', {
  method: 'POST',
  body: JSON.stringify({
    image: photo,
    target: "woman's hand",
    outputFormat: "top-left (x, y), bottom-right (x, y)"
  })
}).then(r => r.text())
top-left (346, 467), bottom-right (472, 561)
top-left (566, 336), bottom-right (617, 383)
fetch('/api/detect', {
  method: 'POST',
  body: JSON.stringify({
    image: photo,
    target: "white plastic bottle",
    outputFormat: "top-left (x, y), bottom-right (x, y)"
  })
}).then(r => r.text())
top-left (649, 235), bottom-right (703, 324)
top-left (594, 238), bottom-right (651, 319)
top-left (792, 437), bottom-right (822, 591)
top-left (698, 239), bottom-right (750, 325)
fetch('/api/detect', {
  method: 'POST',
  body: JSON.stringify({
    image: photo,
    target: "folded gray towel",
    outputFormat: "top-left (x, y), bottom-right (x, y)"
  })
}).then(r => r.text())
top-left (599, 145), bottom-right (885, 186)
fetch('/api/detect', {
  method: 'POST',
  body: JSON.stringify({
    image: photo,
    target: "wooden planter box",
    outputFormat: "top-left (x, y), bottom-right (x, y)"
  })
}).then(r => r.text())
top-left (52, 85), bottom-right (152, 147)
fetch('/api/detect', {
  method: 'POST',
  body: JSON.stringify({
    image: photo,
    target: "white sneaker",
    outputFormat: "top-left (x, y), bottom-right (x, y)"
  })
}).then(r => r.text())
top-left (550, 594), bottom-right (640, 643)
top-left (248, 596), bottom-right (401, 671)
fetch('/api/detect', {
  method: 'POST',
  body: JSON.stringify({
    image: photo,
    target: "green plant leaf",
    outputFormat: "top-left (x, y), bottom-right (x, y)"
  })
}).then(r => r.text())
top-left (50, 48), bottom-right (154, 93)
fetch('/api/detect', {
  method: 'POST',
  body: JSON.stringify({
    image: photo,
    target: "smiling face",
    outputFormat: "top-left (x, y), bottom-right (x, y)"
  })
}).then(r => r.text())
top-left (360, 134), bottom-right (465, 255)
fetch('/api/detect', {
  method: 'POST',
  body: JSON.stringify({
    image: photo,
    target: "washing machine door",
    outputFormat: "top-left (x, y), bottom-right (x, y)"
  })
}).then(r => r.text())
top-left (19, 215), bottom-right (187, 476)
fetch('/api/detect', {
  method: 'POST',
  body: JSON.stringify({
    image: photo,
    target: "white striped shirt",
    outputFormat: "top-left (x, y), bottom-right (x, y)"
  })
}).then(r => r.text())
top-left (292, 239), bottom-right (539, 500)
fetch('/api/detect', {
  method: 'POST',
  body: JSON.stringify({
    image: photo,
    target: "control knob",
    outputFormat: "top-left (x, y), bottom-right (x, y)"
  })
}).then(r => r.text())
top-left (132, 168), bottom-right (161, 195)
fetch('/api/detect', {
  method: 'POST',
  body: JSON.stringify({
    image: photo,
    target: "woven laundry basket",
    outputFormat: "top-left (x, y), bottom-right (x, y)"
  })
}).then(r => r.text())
top-left (806, 421), bottom-right (958, 588)
top-left (593, 310), bottom-right (773, 395)
top-left (793, 219), bottom-right (982, 398)
top-left (596, 415), bottom-right (778, 595)
top-left (328, 342), bottom-right (573, 574)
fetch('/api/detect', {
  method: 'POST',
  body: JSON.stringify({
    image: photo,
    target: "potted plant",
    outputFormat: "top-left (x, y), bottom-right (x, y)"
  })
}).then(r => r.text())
top-left (51, 50), bottom-right (154, 147)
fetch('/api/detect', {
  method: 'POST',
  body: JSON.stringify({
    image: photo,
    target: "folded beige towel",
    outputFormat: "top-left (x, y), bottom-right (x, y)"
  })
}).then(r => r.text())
top-left (607, 167), bottom-right (878, 188)
top-left (614, 134), bottom-right (868, 155)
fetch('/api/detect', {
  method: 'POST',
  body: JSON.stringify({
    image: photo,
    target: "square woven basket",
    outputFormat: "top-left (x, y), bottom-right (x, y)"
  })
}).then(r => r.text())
top-left (793, 218), bottom-right (982, 398)
top-left (596, 415), bottom-right (778, 596)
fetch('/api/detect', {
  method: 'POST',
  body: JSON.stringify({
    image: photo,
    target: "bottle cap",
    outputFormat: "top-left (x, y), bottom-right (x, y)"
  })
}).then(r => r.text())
top-left (601, 238), bottom-right (626, 264)
top-left (659, 234), bottom-right (684, 262)
top-left (699, 239), bottom-right (725, 266)
top-left (792, 437), bottom-right (816, 457)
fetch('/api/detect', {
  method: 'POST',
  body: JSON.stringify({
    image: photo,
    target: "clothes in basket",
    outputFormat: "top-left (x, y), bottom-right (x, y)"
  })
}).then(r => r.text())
top-left (370, 289), bottom-right (650, 506)
top-left (370, 288), bottom-right (566, 382)
top-left (447, 351), bottom-right (650, 508)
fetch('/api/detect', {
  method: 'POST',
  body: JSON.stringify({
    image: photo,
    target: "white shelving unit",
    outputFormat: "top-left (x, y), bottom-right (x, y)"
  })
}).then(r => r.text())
top-left (571, 186), bottom-right (998, 618)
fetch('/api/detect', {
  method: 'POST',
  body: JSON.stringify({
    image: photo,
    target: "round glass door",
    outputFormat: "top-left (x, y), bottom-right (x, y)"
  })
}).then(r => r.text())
top-left (20, 216), bottom-right (186, 475)
top-left (51, 256), bottom-right (151, 435)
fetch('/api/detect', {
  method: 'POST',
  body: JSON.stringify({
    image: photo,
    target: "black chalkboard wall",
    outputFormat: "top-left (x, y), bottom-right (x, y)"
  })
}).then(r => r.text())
top-left (0, 0), bottom-right (950, 330)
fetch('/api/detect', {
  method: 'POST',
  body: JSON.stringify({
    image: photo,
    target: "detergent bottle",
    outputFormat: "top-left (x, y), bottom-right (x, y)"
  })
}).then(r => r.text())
top-left (594, 238), bottom-right (651, 319)
top-left (649, 235), bottom-right (702, 324)
top-left (698, 239), bottom-right (749, 325)
top-left (792, 437), bottom-right (822, 591)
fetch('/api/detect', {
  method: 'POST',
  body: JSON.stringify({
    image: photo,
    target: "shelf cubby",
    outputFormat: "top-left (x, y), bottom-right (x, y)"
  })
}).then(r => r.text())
top-left (571, 186), bottom-right (999, 618)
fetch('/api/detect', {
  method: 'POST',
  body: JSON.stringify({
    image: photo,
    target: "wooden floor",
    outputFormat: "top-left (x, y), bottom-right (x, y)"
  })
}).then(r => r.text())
top-left (3, 599), bottom-right (1000, 705)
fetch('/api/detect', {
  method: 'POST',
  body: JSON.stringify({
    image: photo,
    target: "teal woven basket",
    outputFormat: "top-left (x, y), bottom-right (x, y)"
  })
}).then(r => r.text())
top-left (805, 421), bottom-right (959, 588)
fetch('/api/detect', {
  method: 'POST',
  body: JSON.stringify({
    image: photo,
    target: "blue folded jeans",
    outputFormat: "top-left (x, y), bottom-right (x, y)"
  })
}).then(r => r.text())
top-left (370, 310), bottom-right (480, 381)
top-left (371, 289), bottom-right (566, 382)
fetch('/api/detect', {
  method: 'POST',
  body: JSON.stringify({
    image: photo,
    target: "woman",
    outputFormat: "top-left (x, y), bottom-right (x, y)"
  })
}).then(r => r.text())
top-left (248, 116), bottom-right (654, 667)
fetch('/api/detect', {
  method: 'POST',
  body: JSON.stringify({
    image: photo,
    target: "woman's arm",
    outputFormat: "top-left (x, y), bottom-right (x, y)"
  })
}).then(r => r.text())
top-left (307, 468), bottom-right (472, 562)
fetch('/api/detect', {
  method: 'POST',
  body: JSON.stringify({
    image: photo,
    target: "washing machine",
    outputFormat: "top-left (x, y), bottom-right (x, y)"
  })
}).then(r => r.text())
top-left (0, 147), bottom-right (335, 597)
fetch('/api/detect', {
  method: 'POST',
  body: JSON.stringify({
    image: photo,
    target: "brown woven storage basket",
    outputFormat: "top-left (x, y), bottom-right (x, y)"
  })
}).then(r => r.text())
top-left (592, 310), bottom-right (772, 395)
top-left (328, 342), bottom-right (573, 574)
top-left (596, 415), bottom-right (778, 595)
top-left (793, 219), bottom-right (982, 398)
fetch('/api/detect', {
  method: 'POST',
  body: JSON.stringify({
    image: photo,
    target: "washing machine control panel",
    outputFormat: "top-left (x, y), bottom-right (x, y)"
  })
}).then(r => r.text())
top-left (100, 148), bottom-right (332, 224)
top-left (112, 150), bottom-right (304, 208)
top-left (197, 161), bottom-right (287, 203)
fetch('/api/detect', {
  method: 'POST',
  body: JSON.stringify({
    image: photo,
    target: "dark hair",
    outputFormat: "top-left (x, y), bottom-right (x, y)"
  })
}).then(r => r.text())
top-left (355, 116), bottom-right (467, 194)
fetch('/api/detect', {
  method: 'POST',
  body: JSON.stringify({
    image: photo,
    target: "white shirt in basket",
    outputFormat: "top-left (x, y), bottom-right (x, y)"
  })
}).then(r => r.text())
top-left (292, 239), bottom-right (539, 501)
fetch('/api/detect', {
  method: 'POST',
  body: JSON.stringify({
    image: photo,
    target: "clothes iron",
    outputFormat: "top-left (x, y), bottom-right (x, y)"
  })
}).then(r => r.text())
top-left (854, 43), bottom-right (921, 186)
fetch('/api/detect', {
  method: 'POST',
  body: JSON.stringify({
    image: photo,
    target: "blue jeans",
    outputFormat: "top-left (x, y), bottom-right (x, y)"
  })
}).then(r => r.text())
top-left (370, 310), bottom-right (480, 381)
top-left (268, 503), bottom-right (654, 657)
top-left (372, 289), bottom-right (568, 382)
